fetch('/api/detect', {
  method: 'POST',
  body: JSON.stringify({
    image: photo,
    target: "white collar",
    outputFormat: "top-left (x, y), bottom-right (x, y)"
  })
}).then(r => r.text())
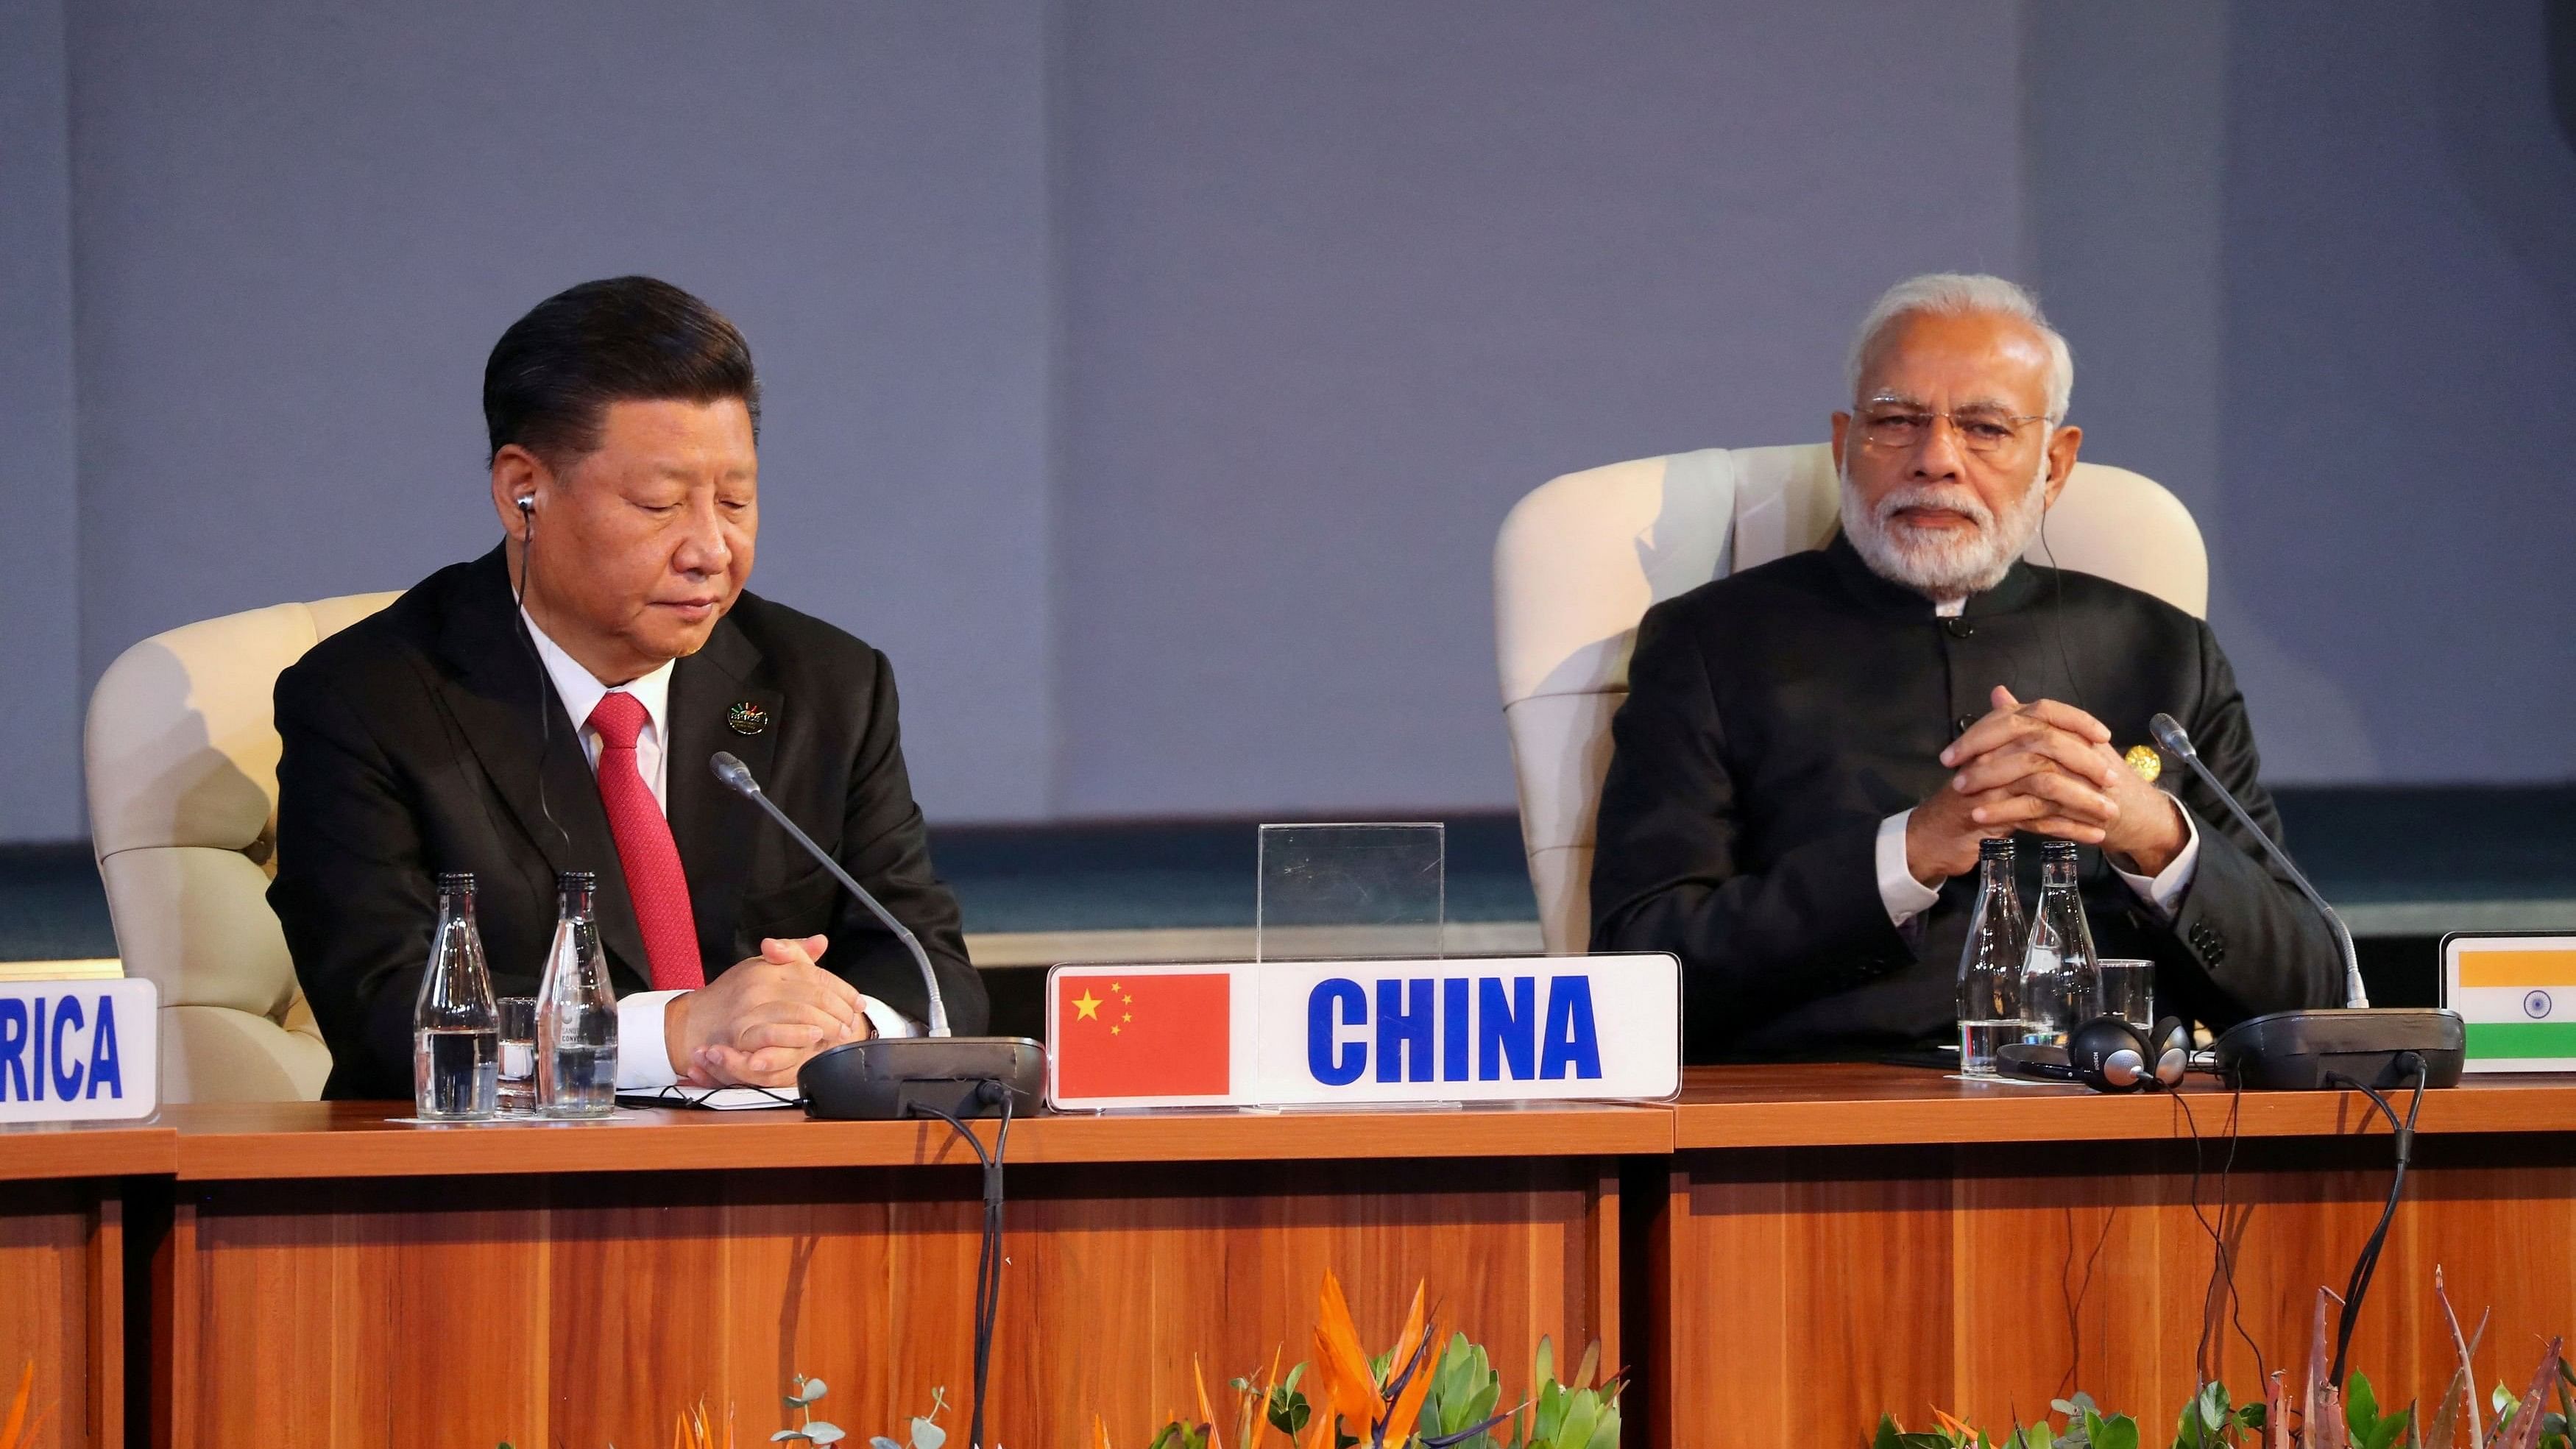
top-left (520, 609), bottom-right (676, 742)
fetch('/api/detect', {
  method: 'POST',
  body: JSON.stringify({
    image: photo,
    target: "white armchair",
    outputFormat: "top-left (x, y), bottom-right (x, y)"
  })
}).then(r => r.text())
top-left (85, 592), bottom-right (400, 1101)
top-left (1493, 444), bottom-right (2207, 956)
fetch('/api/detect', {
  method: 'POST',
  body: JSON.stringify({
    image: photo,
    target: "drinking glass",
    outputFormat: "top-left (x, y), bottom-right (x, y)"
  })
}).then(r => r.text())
top-left (495, 996), bottom-right (537, 1115)
top-left (2097, 958), bottom-right (2156, 1032)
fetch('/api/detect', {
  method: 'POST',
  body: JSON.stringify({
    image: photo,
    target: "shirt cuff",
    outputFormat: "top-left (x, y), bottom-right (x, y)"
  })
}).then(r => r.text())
top-left (859, 994), bottom-right (919, 1040)
top-left (614, 989), bottom-right (687, 1090)
top-left (1876, 810), bottom-right (1943, 927)
top-left (2112, 795), bottom-right (2201, 917)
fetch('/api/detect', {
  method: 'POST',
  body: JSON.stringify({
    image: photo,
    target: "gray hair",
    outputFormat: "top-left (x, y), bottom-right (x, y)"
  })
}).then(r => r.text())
top-left (1845, 272), bottom-right (2073, 419)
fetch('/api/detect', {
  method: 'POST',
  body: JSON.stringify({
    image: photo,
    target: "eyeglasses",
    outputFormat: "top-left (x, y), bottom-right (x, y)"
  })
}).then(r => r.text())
top-left (1855, 401), bottom-right (2055, 456)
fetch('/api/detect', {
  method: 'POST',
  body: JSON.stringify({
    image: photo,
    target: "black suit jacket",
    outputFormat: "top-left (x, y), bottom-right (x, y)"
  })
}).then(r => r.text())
top-left (270, 548), bottom-right (986, 1098)
top-left (1588, 534), bottom-right (2341, 1060)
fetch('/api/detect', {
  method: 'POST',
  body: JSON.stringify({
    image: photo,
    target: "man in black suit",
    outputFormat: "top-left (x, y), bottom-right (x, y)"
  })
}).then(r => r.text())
top-left (272, 276), bottom-right (986, 1099)
top-left (1589, 273), bottom-right (2341, 1060)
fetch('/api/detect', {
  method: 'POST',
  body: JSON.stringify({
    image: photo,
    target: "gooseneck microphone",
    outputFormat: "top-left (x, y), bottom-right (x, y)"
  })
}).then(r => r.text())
top-left (2145, 713), bottom-right (2462, 1091)
top-left (712, 749), bottom-right (952, 1035)
top-left (2148, 713), bottom-right (2366, 1007)
top-left (709, 751), bottom-right (1044, 1119)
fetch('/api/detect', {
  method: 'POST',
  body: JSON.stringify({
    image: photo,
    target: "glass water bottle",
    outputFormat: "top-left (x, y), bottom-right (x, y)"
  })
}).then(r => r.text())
top-left (2018, 840), bottom-right (2101, 1046)
top-left (535, 871), bottom-right (619, 1118)
top-left (414, 872), bottom-right (500, 1119)
top-left (1955, 838), bottom-right (2028, 1075)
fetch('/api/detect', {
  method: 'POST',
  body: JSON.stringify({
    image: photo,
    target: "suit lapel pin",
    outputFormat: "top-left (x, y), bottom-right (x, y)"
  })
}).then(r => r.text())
top-left (727, 701), bottom-right (771, 736)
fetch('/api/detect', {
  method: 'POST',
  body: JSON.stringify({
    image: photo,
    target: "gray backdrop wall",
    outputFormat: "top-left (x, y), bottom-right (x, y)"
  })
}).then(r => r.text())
top-left (4, 0), bottom-right (2569, 843)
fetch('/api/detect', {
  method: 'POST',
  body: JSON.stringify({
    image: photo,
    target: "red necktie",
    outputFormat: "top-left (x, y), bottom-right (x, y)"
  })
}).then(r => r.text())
top-left (586, 691), bottom-right (705, 991)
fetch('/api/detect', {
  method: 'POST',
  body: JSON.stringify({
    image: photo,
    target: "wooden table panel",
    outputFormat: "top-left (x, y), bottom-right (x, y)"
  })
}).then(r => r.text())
top-left (0, 1124), bottom-right (151, 1449)
top-left (1655, 1067), bottom-right (2576, 1448)
top-left (0, 1184), bottom-right (113, 1449)
top-left (152, 1106), bottom-right (1639, 1449)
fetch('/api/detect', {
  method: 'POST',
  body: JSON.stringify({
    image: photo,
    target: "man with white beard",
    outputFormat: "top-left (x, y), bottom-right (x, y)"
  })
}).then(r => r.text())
top-left (1588, 273), bottom-right (2342, 1060)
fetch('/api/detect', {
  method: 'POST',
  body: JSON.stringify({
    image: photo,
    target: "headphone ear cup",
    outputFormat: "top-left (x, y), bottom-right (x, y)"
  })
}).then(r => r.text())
top-left (2148, 1015), bottom-right (2190, 1088)
top-left (2069, 1017), bottom-right (2152, 1094)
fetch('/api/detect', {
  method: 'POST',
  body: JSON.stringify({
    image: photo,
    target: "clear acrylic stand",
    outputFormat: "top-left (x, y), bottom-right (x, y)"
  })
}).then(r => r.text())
top-left (1256, 822), bottom-right (1446, 963)
top-left (1256, 823), bottom-right (1456, 1109)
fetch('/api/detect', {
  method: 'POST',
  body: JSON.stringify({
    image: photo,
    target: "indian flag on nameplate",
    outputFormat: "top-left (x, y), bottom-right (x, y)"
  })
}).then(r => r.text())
top-left (2446, 935), bottom-right (2576, 1070)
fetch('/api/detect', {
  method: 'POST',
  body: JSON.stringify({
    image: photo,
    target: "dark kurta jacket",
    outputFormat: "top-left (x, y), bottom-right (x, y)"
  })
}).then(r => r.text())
top-left (270, 547), bottom-right (985, 1098)
top-left (1589, 534), bottom-right (2340, 1060)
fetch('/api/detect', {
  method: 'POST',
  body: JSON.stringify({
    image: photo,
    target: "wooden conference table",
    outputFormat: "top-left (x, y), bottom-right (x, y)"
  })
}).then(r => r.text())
top-left (4, 1066), bottom-right (2575, 1448)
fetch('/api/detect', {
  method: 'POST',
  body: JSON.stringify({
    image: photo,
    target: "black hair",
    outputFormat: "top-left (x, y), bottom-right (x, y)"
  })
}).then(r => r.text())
top-left (482, 276), bottom-right (759, 467)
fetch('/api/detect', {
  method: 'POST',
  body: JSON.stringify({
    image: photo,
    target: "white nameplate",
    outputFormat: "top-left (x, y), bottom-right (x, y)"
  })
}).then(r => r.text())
top-left (1043, 954), bottom-right (1679, 1110)
top-left (0, 979), bottom-right (158, 1122)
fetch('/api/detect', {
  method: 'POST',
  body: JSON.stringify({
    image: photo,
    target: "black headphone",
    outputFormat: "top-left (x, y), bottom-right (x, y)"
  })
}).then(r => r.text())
top-left (2067, 1015), bottom-right (2190, 1093)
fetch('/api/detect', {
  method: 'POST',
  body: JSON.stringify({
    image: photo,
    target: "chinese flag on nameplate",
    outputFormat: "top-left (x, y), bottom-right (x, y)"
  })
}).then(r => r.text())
top-left (1054, 970), bottom-right (1231, 1099)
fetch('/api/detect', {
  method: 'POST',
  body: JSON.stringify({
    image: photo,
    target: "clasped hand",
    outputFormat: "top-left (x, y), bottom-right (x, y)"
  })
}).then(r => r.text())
top-left (1904, 685), bottom-right (2186, 887)
top-left (664, 934), bottom-right (873, 1088)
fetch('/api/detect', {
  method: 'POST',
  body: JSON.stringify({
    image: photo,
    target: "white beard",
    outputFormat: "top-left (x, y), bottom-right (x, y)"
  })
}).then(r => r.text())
top-left (1839, 450), bottom-right (2052, 602)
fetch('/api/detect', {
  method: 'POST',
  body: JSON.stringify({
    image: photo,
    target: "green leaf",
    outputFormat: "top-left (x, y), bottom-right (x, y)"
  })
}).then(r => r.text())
top-left (2347, 1372), bottom-right (2381, 1433)
top-left (1557, 1393), bottom-right (1601, 1449)
top-left (1877, 1414), bottom-right (1906, 1449)
top-left (1533, 1337), bottom-right (1554, 1393)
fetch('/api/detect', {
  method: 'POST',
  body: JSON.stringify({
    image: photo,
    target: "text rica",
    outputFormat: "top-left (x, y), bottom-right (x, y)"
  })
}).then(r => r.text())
top-left (0, 993), bottom-right (129, 1102)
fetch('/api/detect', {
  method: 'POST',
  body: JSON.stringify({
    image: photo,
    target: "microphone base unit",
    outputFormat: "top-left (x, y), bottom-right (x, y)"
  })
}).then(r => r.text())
top-left (2207, 1007), bottom-right (2465, 1091)
top-left (799, 1035), bottom-right (1049, 1121)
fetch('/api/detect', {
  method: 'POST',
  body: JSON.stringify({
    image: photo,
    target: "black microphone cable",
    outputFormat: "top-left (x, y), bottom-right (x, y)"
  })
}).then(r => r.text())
top-left (2323, 1055), bottom-right (2427, 1390)
top-left (2175, 1077), bottom-right (2265, 1443)
top-left (911, 1081), bottom-right (1013, 1449)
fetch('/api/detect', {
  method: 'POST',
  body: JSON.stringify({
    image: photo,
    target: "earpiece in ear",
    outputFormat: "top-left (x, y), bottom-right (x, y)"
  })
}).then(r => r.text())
top-left (515, 496), bottom-right (535, 513)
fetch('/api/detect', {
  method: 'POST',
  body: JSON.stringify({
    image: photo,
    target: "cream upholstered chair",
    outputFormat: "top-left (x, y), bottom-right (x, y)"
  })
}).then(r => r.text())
top-left (1493, 444), bottom-right (2207, 956)
top-left (85, 592), bottom-right (400, 1101)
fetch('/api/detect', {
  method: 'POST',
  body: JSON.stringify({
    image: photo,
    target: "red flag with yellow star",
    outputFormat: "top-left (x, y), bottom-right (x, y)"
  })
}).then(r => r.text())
top-left (1052, 971), bottom-right (1232, 1099)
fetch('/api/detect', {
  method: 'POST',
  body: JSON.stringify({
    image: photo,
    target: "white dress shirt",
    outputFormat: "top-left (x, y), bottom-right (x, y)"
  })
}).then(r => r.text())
top-left (1872, 595), bottom-right (2201, 929)
top-left (520, 612), bottom-right (914, 1091)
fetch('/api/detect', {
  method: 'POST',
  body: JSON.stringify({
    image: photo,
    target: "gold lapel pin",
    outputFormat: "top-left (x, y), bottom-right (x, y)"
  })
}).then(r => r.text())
top-left (2124, 743), bottom-right (2162, 783)
top-left (727, 701), bottom-right (770, 736)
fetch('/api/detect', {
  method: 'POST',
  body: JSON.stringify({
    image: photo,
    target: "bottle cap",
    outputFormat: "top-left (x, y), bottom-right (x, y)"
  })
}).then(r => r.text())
top-left (555, 870), bottom-right (596, 888)
top-left (2040, 839), bottom-right (2081, 861)
top-left (1978, 837), bottom-right (2014, 861)
top-left (436, 871), bottom-right (475, 890)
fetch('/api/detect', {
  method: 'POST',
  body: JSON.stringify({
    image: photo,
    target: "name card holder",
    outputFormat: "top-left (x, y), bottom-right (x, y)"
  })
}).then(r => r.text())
top-left (1044, 954), bottom-right (1679, 1111)
top-left (0, 978), bottom-right (158, 1122)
